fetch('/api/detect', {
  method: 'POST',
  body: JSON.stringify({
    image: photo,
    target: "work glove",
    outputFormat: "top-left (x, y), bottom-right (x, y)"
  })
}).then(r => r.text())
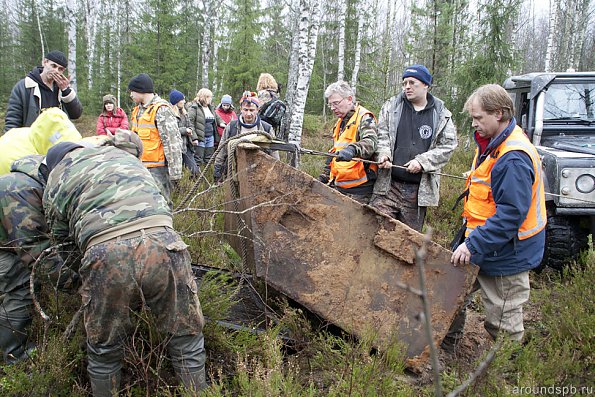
top-left (335, 145), bottom-right (357, 162)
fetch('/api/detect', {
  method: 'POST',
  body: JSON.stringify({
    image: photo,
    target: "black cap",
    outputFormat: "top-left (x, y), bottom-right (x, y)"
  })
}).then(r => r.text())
top-left (45, 50), bottom-right (68, 68)
top-left (128, 73), bottom-right (154, 94)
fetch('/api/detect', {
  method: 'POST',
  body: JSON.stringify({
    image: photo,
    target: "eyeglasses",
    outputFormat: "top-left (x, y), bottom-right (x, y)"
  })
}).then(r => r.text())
top-left (328, 98), bottom-right (347, 108)
top-left (401, 80), bottom-right (420, 88)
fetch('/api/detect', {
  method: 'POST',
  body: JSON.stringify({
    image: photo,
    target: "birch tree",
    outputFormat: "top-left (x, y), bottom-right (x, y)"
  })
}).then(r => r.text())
top-left (337, 0), bottom-right (347, 81)
top-left (65, 0), bottom-right (77, 92)
top-left (350, 10), bottom-right (364, 93)
top-left (544, 0), bottom-right (557, 72)
top-left (84, 0), bottom-right (99, 90)
top-left (287, 0), bottom-right (321, 149)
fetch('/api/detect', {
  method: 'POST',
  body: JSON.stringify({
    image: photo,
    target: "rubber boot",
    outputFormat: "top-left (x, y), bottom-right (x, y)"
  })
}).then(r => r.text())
top-left (168, 333), bottom-right (207, 392)
top-left (89, 371), bottom-right (121, 397)
top-left (177, 368), bottom-right (206, 394)
top-left (87, 342), bottom-right (124, 397)
top-left (0, 316), bottom-right (34, 364)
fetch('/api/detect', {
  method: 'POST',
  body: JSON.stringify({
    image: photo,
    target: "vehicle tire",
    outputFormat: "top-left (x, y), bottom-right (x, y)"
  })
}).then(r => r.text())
top-left (542, 211), bottom-right (590, 271)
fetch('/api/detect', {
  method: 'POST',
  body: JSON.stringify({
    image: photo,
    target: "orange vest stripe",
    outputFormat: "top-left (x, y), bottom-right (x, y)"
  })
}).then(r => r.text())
top-left (329, 105), bottom-right (378, 189)
top-left (463, 126), bottom-right (546, 240)
top-left (131, 102), bottom-right (168, 168)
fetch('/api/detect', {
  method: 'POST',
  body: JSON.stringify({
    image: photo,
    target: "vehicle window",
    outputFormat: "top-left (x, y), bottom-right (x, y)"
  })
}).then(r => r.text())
top-left (543, 83), bottom-right (595, 120)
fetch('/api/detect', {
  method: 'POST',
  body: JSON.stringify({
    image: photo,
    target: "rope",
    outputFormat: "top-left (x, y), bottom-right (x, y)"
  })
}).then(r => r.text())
top-left (298, 148), bottom-right (468, 180)
top-left (299, 148), bottom-right (595, 204)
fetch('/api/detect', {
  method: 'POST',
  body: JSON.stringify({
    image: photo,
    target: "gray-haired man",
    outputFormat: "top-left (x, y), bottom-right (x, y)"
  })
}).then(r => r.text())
top-left (318, 81), bottom-right (379, 204)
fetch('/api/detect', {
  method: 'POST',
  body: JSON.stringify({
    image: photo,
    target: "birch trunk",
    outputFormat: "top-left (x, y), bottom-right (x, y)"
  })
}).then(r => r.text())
top-left (201, 15), bottom-right (211, 87)
top-left (84, 0), bottom-right (99, 90)
top-left (65, 0), bottom-right (77, 92)
top-left (35, 0), bottom-right (44, 57)
top-left (288, 0), bottom-right (321, 151)
top-left (285, 3), bottom-right (301, 112)
top-left (351, 11), bottom-right (364, 93)
top-left (337, 0), bottom-right (346, 81)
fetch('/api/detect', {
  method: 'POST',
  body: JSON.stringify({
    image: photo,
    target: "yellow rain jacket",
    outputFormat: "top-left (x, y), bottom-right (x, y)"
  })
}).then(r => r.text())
top-left (0, 107), bottom-right (82, 175)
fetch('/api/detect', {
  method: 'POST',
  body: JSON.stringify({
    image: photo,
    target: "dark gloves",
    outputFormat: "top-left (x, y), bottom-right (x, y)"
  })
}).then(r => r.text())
top-left (335, 145), bottom-right (357, 162)
top-left (318, 173), bottom-right (330, 184)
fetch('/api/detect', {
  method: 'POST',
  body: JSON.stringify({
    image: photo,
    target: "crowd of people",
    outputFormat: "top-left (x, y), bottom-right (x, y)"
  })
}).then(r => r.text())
top-left (0, 50), bottom-right (546, 395)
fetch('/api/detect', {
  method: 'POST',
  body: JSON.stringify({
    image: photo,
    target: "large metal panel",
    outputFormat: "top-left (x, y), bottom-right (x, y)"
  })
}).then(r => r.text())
top-left (225, 144), bottom-right (478, 368)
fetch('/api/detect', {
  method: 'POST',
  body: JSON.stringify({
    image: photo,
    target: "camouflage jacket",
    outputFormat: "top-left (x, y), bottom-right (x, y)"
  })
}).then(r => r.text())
top-left (43, 145), bottom-right (171, 252)
top-left (0, 155), bottom-right (71, 286)
top-left (0, 155), bottom-right (48, 267)
top-left (134, 95), bottom-right (183, 180)
top-left (374, 93), bottom-right (457, 207)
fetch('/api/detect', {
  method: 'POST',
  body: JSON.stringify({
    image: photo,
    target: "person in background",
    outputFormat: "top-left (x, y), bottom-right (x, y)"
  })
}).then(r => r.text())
top-left (371, 64), bottom-right (457, 232)
top-left (95, 94), bottom-right (129, 135)
top-left (318, 81), bottom-right (379, 204)
top-left (169, 90), bottom-right (200, 176)
top-left (256, 73), bottom-right (279, 107)
top-left (213, 91), bottom-right (275, 182)
top-left (188, 88), bottom-right (226, 166)
top-left (4, 50), bottom-right (83, 133)
top-left (128, 73), bottom-right (183, 207)
top-left (256, 73), bottom-right (287, 140)
top-left (214, 95), bottom-right (237, 141)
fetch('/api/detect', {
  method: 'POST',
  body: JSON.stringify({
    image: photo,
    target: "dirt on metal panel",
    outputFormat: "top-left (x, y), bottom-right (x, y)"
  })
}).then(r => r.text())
top-left (225, 144), bottom-right (478, 369)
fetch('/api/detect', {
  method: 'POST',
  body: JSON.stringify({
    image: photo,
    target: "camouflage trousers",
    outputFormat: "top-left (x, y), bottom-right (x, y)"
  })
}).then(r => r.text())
top-left (80, 227), bottom-right (204, 347)
top-left (148, 166), bottom-right (173, 209)
top-left (370, 180), bottom-right (427, 232)
top-left (0, 251), bottom-right (32, 318)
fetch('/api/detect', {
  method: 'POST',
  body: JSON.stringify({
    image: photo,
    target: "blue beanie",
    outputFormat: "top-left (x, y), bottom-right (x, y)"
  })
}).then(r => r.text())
top-left (221, 94), bottom-right (232, 105)
top-left (169, 89), bottom-right (185, 105)
top-left (402, 64), bottom-right (432, 86)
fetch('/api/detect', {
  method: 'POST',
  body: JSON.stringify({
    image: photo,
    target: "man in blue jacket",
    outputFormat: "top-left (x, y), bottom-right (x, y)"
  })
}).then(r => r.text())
top-left (448, 84), bottom-right (546, 349)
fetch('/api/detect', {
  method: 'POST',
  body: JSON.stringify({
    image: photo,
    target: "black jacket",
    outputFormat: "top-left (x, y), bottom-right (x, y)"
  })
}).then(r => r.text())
top-left (4, 67), bottom-right (83, 133)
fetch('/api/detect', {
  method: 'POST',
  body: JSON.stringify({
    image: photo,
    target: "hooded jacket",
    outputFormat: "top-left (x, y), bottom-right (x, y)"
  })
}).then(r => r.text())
top-left (4, 66), bottom-right (83, 133)
top-left (0, 107), bottom-right (82, 175)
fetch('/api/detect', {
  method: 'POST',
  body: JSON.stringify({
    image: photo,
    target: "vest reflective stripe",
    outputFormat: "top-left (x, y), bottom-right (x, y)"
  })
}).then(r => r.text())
top-left (329, 105), bottom-right (377, 189)
top-left (463, 126), bottom-right (546, 240)
top-left (131, 102), bottom-right (168, 168)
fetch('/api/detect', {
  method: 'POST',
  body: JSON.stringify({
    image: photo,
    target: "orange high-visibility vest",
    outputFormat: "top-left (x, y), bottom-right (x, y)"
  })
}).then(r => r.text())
top-left (131, 101), bottom-right (168, 168)
top-left (463, 125), bottom-right (546, 239)
top-left (329, 105), bottom-right (378, 189)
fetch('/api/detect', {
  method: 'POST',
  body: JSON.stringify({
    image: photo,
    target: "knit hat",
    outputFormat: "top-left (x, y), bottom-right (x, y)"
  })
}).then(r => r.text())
top-left (169, 89), bottom-right (185, 105)
top-left (221, 95), bottom-right (233, 105)
top-left (45, 50), bottom-right (68, 68)
top-left (402, 64), bottom-right (432, 86)
top-left (128, 73), bottom-right (154, 93)
top-left (102, 94), bottom-right (116, 106)
top-left (240, 91), bottom-right (260, 108)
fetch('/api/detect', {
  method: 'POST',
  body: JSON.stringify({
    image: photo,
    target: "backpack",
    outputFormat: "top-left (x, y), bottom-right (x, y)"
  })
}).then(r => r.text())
top-left (259, 98), bottom-right (287, 129)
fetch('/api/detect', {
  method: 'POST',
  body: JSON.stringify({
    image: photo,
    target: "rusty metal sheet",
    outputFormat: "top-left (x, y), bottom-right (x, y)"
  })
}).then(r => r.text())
top-left (224, 144), bottom-right (478, 368)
